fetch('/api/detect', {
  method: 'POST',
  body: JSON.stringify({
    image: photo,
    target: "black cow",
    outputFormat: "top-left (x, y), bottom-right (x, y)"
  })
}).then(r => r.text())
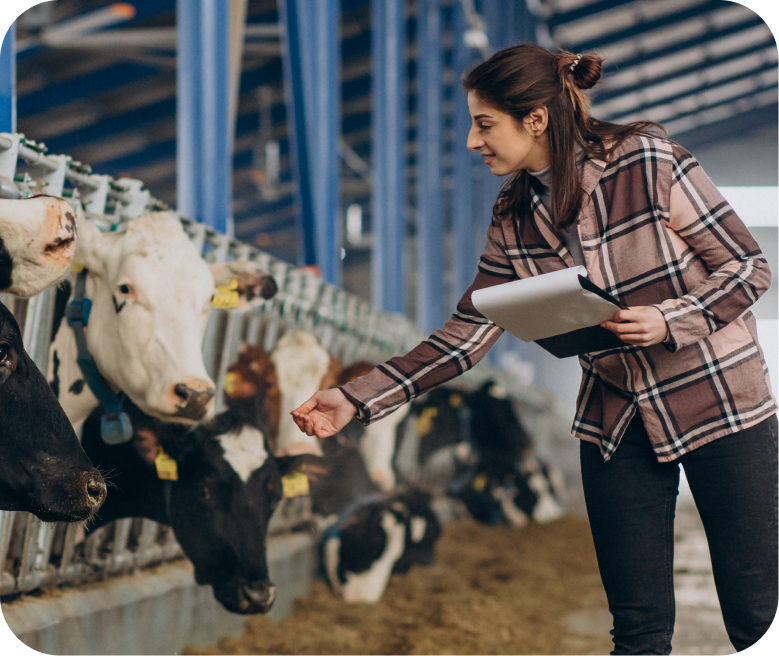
top-left (0, 301), bottom-right (106, 521)
top-left (81, 401), bottom-right (283, 614)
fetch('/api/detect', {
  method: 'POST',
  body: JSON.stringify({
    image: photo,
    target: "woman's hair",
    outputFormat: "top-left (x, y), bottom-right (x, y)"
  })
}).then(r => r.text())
top-left (462, 43), bottom-right (666, 228)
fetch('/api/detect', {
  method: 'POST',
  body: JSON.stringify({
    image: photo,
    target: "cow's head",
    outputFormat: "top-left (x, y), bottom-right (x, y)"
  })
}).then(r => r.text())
top-left (271, 331), bottom-right (342, 457)
top-left (82, 403), bottom-right (282, 614)
top-left (224, 344), bottom-right (280, 452)
top-left (0, 196), bottom-right (77, 297)
top-left (0, 302), bottom-right (106, 521)
top-left (74, 213), bottom-right (276, 423)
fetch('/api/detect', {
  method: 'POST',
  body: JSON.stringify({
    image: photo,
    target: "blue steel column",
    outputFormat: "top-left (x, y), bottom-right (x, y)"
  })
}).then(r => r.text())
top-left (279, 0), bottom-right (341, 286)
top-left (176, 0), bottom-right (232, 235)
top-left (0, 23), bottom-right (14, 133)
top-left (451, 4), bottom-right (476, 301)
top-left (371, 0), bottom-right (406, 313)
top-left (416, 0), bottom-right (444, 334)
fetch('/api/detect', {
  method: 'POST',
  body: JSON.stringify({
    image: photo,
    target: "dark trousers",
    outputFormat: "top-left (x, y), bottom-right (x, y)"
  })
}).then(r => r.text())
top-left (580, 414), bottom-right (778, 654)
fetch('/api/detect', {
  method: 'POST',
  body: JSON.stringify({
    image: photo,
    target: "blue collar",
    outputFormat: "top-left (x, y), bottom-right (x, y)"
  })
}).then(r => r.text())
top-left (66, 269), bottom-right (133, 444)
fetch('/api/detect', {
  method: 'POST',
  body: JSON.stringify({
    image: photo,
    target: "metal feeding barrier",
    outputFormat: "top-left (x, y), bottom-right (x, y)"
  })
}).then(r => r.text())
top-left (0, 132), bottom-right (557, 598)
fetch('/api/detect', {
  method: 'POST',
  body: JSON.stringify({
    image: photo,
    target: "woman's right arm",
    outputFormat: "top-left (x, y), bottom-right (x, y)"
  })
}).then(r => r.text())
top-left (291, 218), bottom-right (518, 438)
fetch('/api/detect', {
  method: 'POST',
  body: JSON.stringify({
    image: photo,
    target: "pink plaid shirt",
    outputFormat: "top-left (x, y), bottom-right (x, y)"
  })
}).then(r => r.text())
top-left (341, 135), bottom-right (776, 462)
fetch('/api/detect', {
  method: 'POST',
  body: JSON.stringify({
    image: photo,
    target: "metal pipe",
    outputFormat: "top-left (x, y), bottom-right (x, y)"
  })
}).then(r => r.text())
top-left (371, 0), bottom-right (407, 314)
top-left (416, 0), bottom-right (445, 333)
top-left (0, 23), bottom-right (15, 133)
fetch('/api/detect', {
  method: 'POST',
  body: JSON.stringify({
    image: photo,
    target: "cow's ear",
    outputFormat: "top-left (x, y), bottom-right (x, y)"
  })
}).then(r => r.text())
top-left (208, 261), bottom-right (278, 307)
top-left (133, 428), bottom-right (161, 466)
top-left (73, 206), bottom-right (110, 275)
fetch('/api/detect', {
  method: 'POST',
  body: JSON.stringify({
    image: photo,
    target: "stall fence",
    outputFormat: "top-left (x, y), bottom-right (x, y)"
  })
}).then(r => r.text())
top-left (0, 131), bottom-right (560, 598)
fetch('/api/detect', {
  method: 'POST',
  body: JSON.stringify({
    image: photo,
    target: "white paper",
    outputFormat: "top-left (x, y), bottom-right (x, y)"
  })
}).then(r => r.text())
top-left (471, 266), bottom-right (621, 342)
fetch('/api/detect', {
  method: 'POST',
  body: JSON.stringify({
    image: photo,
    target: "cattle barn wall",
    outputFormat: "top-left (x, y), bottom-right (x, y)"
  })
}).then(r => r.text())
top-left (0, 131), bottom-right (567, 652)
top-left (2, 533), bottom-right (314, 655)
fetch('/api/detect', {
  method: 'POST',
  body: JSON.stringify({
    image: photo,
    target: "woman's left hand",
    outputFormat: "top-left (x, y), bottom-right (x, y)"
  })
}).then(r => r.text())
top-left (600, 306), bottom-right (669, 347)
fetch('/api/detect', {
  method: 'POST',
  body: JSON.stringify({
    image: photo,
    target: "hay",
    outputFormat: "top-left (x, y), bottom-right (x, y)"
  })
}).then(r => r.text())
top-left (186, 517), bottom-right (613, 655)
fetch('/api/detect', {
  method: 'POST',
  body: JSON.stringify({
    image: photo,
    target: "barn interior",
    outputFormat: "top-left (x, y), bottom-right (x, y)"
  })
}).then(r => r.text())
top-left (0, 1), bottom-right (777, 655)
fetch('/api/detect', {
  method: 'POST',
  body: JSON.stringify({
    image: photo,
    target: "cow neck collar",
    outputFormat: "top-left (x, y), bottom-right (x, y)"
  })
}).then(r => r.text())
top-left (66, 268), bottom-right (133, 444)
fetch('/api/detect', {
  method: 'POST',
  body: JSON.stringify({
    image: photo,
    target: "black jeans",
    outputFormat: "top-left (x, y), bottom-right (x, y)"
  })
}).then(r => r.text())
top-left (580, 413), bottom-right (778, 654)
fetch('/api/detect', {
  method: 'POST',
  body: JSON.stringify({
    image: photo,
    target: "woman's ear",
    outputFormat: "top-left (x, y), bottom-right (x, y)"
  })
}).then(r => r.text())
top-left (523, 106), bottom-right (549, 136)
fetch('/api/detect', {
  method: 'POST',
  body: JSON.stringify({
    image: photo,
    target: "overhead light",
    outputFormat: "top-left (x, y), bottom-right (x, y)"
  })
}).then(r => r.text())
top-left (40, 3), bottom-right (137, 47)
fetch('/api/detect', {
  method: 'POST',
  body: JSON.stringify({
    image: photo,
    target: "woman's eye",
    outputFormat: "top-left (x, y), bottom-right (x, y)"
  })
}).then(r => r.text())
top-left (479, 123), bottom-right (490, 130)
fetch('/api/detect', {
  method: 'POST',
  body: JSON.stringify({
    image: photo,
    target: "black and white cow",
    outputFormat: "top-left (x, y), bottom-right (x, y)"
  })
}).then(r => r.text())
top-left (393, 386), bottom-right (476, 496)
top-left (0, 196), bottom-right (77, 297)
top-left (291, 424), bottom-right (440, 604)
top-left (318, 486), bottom-right (441, 603)
top-left (0, 301), bottom-right (106, 521)
top-left (48, 212), bottom-right (277, 436)
top-left (81, 400), bottom-right (282, 614)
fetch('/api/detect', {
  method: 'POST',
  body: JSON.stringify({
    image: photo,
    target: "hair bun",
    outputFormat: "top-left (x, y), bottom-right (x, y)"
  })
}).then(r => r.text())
top-left (557, 51), bottom-right (603, 91)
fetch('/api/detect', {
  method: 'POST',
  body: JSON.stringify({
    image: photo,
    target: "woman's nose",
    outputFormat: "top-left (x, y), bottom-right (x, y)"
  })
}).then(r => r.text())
top-left (466, 127), bottom-right (482, 151)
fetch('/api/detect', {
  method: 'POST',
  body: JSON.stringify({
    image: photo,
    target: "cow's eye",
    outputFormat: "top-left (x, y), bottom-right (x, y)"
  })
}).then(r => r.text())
top-left (118, 283), bottom-right (134, 295)
top-left (0, 345), bottom-right (8, 363)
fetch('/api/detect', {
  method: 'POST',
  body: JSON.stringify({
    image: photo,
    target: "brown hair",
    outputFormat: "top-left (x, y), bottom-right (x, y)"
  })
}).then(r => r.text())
top-left (462, 43), bottom-right (666, 228)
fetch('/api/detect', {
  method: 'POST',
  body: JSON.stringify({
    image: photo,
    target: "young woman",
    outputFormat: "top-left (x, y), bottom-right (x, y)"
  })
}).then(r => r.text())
top-left (292, 43), bottom-right (777, 654)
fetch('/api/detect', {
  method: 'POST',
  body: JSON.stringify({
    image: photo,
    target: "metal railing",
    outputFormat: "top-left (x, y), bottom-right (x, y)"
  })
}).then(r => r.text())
top-left (0, 132), bottom-right (559, 598)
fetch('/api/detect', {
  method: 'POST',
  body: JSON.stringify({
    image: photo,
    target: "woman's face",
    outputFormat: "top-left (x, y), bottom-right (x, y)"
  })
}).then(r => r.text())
top-left (466, 92), bottom-right (551, 175)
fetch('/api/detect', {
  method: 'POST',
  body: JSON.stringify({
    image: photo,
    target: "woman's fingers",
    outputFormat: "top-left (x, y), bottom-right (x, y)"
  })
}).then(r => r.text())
top-left (600, 306), bottom-right (668, 346)
top-left (292, 393), bottom-right (321, 417)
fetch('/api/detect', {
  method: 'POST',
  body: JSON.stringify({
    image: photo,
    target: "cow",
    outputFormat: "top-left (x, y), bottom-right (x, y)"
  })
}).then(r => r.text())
top-left (1, 195), bottom-right (77, 297)
top-left (0, 301), bottom-right (106, 521)
top-left (81, 399), bottom-right (284, 614)
top-left (393, 386), bottom-right (476, 496)
top-left (270, 331), bottom-right (341, 457)
top-left (447, 455), bottom-right (566, 527)
top-left (319, 488), bottom-right (441, 604)
top-left (336, 361), bottom-right (409, 491)
top-left (47, 212), bottom-right (277, 436)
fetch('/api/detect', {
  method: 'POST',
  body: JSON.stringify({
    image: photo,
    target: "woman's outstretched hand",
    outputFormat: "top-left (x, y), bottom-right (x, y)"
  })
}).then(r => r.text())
top-left (601, 306), bottom-right (669, 347)
top-left (291, 388), bottom-right (358, 438)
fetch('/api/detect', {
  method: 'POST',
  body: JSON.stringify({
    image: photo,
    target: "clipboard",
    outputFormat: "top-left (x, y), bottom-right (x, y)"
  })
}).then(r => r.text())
top-left (471, 267), bottom-right (628, 359)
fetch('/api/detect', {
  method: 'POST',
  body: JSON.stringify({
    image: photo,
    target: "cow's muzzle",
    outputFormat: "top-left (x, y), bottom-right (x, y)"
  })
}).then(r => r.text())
top-left (214, 579), bottom-right (276, 615)
top-left (33, 469), bottom-right (107, 523)
top-left (171, 381), bottom-right (215, 420)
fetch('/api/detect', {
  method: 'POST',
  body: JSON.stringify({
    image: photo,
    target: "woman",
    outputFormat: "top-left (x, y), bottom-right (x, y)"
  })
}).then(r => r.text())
top-left (292, 44), bottom-right (777, 654)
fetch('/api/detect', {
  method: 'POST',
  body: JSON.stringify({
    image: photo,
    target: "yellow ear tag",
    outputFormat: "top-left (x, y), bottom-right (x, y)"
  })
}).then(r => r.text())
top-left (415, 406), bottom-right (438, 437)
top-left (154, 446), bottom-right (178, 481)
top-left (70, 263), bottom-right (84, 273)
top-left (472, 473), bottom-right (488, 493)
top-left (223, 371), bottom-right (238, 396)
top-left (449, 393), bottom-right (464, 408)
top-left (211, 278), bottom-right (240, 309)
top-left (281, 472), bottom-right (309, 498)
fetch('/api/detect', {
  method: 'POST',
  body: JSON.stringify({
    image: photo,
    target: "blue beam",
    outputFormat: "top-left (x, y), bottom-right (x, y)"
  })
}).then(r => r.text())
top-left (451, 2), bottom-right (476, 302)
top-left (279, 0), bottom-right (341, 285)
top-left (416, 0), bottom-right (444, 334)
top-left (371, 0), bottom-right (407, 314)
top-left (1, 22), bottom-right (15, 133)
top-left (176, 0), bottom-right (232, 235)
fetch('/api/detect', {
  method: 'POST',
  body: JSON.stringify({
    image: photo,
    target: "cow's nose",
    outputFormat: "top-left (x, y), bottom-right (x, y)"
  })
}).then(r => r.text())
top-left (239, 581), bottom-right (276, 614)
top-left (85, 473), bottom-right (107, 513)
top-left (171, 381), bottom-right (215, 420)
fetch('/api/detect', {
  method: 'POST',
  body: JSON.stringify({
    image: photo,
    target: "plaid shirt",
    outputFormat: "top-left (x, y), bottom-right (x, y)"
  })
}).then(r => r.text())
top-left (341, 135), bottom-right (776, 462)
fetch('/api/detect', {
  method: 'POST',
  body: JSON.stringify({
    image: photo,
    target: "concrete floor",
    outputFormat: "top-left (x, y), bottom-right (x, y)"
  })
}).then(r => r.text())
top-left (561, 487), bottom-right (737, 655)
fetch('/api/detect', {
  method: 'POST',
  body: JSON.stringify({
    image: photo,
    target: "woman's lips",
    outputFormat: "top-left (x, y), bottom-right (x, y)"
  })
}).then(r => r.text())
top-left (483, 154), bottom-right (495, 165)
